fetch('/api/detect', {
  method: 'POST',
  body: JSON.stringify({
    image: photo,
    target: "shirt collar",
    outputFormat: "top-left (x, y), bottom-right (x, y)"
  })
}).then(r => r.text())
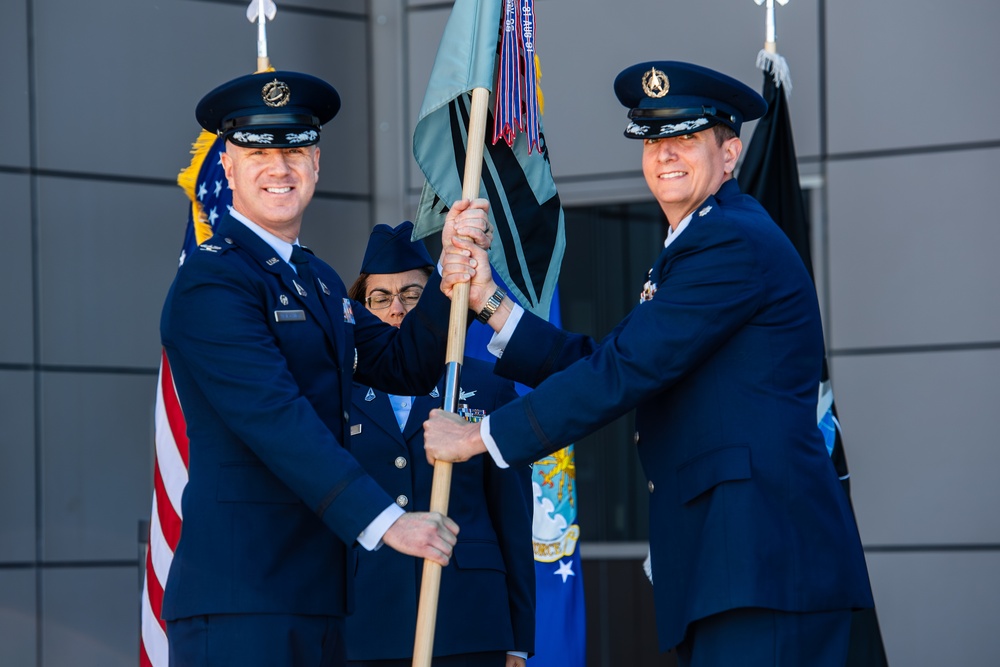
top-left (229, 208), bottom-right (299, 265)
top-left (663, 211), bottom-right (694, 250)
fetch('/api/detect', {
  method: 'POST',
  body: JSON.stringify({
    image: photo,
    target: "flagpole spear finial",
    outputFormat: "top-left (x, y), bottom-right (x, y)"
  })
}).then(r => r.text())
top-left (753, 0), bottom-right (793, 91)
top-left (247, 0), bottom-right (278, 72)
top-left (754, 0), bottom-right (789, 54)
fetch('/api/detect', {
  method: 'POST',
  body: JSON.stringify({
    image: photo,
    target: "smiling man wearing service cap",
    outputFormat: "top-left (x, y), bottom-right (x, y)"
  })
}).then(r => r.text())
top-left (423, 60), bottom-right (874, 667)
top-left (159, 70), bottom-right (493, 667)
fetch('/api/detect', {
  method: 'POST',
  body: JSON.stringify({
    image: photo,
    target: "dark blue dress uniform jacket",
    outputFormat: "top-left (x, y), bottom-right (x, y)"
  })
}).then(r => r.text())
top-left (489, 180), bottom-right (873, 651)
top-left (159, 213), bottom-right (454, 621)
top-left (345, 357), bottom-right (534, 661)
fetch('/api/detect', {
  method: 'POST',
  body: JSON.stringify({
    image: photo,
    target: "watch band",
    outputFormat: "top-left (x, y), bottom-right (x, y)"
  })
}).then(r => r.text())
top-left (476, 288), bottom-right (506, 324)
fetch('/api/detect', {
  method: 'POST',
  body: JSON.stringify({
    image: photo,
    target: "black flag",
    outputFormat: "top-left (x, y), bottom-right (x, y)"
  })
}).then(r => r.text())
top-left (737, 55), bottom-right (890, 667)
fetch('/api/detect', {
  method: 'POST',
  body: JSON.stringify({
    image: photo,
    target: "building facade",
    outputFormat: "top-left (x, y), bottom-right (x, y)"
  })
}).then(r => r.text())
top-left (2, 1), bottom-right (999, 665)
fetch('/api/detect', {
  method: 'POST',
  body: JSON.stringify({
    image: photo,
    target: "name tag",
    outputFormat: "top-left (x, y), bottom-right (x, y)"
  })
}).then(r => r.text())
top-left (350, 424), bottom-right (362, 436)
top-left (274, 309), bottom-right (306, 323)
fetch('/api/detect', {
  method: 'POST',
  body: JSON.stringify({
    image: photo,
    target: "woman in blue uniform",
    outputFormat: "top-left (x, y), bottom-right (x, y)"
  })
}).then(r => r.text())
top-left (343, 221), bottom-right (534, 667)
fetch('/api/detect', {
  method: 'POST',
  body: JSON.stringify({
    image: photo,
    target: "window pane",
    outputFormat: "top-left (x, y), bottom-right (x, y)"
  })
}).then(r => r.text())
top-left (559, 201), bottom-right (669, 542)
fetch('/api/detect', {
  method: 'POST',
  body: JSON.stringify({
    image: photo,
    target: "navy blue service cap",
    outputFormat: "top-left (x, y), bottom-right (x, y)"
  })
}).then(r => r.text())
top-left (360, 221), bottom-right (435, 275)
top-left (614, 61), bottom-right (766, 140)
top-left (196, 70), bottom-right (341, 148)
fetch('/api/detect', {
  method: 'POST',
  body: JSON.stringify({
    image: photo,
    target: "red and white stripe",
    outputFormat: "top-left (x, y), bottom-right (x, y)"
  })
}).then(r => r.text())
top-left (140, 349), bottom-right (189, 667)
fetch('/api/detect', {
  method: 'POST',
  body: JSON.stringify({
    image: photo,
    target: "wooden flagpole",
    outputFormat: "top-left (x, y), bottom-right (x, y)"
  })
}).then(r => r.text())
top-left (412, 85), bottom-right (492, 667)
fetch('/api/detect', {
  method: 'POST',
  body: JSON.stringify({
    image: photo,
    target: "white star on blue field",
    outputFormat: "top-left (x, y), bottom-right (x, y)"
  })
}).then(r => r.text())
top-left (554, 559), bottom-right (575, 583)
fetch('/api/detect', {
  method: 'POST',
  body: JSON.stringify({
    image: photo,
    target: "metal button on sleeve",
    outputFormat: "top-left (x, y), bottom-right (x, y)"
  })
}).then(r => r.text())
top-left (394, 456), bottom-right (407, 469)
top-left (395, 495), bottom-right (409, 507)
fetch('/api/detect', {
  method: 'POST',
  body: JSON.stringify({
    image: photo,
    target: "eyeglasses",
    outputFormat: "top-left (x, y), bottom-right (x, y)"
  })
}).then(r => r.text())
top-left (365, 287), bottom-right (424, 310)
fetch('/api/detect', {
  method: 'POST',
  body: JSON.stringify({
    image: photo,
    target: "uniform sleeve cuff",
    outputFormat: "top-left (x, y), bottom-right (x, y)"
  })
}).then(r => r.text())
top-left (481, 416), bottom-right (509, 469)
top-left (357, 503), bottom-right (406, 550)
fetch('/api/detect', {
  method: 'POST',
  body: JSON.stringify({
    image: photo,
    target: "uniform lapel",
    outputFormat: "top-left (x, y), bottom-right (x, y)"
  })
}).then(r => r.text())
top-left (402, 384), bottom-right (444, 442)
top-left (353, 386), bottom-right (408, 444)
top-left (216, 215), bottom-right (340, 353)
top-left (283, 246), bottom-right (339, 346)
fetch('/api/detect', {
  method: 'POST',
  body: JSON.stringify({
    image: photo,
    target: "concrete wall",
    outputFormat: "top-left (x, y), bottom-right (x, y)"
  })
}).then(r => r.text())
top-left (2, 0), bottom-right (997, 665)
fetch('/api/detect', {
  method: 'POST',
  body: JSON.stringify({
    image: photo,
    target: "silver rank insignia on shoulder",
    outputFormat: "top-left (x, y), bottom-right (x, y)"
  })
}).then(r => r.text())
top-left (459, 388), bottom-right (477, 401)
top-left (365, 387), bottom-right (376, 402)
top-left (429, 386), bottom-right (440, 398)
top-left (280, 294), bottom-right (289, 306)
top-left (639, 268), bottom-right (657, 303)
top-left (266, 257), bottom-right (280, 266)
top-left (293, 280), bottom-right (307, 297)
top-left (698, 206), bottom-right (712, 217)
top-left (318, 279), bottom-right (330, 296)
top-left (199, 244), bottom-right (222, 253)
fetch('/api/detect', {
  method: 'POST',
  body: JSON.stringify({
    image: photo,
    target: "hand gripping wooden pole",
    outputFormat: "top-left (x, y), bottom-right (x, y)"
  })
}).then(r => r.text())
top-left (411, 86), bottom-right (491, 667)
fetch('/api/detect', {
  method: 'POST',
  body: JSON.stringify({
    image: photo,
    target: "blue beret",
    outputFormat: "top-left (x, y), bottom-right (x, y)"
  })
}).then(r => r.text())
top-left (360, 221), bottom-right (434, 275)
top-left (614, 61), bottom-right (766, 140)
top-left (196, 70), bottom-right (340, 148)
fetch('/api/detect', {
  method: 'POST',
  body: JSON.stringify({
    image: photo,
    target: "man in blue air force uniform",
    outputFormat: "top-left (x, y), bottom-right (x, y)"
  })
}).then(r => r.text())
top-left (159, 70), bottom-right (491, 667)
top-left (343, 222), bottom-right (534, 667)
top-left (423, 61), bottom-right (874, 666)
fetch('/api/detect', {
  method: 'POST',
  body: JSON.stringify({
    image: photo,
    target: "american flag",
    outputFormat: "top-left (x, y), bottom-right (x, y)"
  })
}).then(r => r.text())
top-left (140, 131), bottom-right (230, 667)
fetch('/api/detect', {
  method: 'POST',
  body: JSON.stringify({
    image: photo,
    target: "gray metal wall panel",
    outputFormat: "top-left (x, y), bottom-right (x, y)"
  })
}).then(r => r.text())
top-left (36, 178), bottom-right (181, 368)
top-left (0, 0), bottom-right (30, 168)
top-left (827, 149), bottom-right (1000, 350)
top-left (866, 550), bottom-right (1000, 666)
top-left (0, 173), bottom-right (35, 365)
top-left (827, 1), bottom-right (1000, 153)
top-left (833, 350), bottom-right (1000, 546)
top-left (0, 570), bottom-right (37, 667)
top-left (0, 371), bottom-right (36, 563)
top-left (40, 372), bottom-right (154, 562)
top-left (41, 568), bottom-right (139, 667)
top-left (282, 0), bottom-right (366, 13)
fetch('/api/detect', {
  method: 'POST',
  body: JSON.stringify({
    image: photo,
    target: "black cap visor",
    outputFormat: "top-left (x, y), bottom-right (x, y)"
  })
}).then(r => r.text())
top-left (624, 106), bottom-right (736, 140)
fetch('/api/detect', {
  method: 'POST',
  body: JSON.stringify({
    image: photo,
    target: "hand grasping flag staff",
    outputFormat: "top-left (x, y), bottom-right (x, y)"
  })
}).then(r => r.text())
top-left (139, 3), bottom-right (274, 665)
top-left (410, 1), bottom-right (576, 665)
top-left (737, 2), bottom-right (889, 664)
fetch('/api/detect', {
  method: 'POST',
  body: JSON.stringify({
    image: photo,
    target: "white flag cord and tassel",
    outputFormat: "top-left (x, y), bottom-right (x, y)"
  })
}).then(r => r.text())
top-left (754, 0), bottom-right (793, 92)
